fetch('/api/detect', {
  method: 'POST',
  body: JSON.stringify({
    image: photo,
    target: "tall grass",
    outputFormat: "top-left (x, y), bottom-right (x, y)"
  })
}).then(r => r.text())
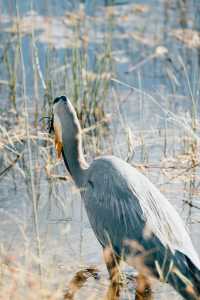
top-left (0, 1), bottom-right (200, 299)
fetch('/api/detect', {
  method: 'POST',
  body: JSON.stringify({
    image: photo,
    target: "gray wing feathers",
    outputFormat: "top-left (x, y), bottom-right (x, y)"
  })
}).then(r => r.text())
top-left (83, 159), bottom-right (144, 250)
top-left (83, 156), bottom-right (200, 269)
top-left (126, 168), bottom-right (200, 269)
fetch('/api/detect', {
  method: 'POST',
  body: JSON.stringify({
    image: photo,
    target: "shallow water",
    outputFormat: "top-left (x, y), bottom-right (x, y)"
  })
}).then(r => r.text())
top-left (0, 0), bottom-right (200, 299)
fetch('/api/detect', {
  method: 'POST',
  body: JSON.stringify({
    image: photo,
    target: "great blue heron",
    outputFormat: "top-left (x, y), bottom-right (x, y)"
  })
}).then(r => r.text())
top-left (52, 95), bottom-right (200, 300)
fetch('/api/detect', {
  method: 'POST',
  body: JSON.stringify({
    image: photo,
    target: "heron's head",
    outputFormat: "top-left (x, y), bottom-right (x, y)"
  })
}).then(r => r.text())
top-left (53, 95), bottom-right (68, 113)
top-left (52, 95), bottom-right (81, 159)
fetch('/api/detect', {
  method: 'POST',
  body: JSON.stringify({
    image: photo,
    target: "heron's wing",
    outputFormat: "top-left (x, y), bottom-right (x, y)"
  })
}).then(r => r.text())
top-left (83, 160), bottom-right (145, 253)
top-left (83, 156), bottom-right (200, 269)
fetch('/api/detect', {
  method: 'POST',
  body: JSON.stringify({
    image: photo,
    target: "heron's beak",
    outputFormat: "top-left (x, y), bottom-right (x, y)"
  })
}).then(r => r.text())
top-left (48, 115), bottom-right (54, 134)
top-left (53, 115), bottom-right (63, 159)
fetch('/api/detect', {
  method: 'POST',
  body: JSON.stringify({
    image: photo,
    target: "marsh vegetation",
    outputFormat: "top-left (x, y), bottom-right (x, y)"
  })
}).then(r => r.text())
top-left (0, 0), bottom-right (200, 299)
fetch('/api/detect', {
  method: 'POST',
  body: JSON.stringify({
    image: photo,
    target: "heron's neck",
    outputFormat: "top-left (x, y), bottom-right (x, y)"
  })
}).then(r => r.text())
top-left (62, 129), bottom-right (88, 188)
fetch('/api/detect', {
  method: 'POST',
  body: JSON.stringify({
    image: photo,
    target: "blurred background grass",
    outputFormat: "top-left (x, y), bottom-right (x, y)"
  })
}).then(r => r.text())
top-left (0, 0), bottom-right (200, 299)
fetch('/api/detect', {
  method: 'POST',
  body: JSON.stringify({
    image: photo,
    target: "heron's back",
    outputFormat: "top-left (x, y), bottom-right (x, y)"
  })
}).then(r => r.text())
top-left (83, 155), bottom-right (200, 270)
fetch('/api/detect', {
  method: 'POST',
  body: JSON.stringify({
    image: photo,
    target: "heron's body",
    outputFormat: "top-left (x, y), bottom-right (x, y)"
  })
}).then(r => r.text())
top-left (83, 156), bottom-right (200, 267)
top-left (52, 96), bottom-right (200, 300)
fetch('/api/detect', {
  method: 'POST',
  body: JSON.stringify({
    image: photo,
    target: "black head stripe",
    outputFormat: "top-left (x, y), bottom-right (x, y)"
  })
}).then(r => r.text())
top-left (53, 97), bottom-right (61, 104)
top-left (53, 95), bottom-right (67, 104)
top-left (60, 96), bottom-right (67, 102)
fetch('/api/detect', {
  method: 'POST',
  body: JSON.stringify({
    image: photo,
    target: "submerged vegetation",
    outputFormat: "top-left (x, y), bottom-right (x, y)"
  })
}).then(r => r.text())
top-left (0, 0), bottom-right (200, 299)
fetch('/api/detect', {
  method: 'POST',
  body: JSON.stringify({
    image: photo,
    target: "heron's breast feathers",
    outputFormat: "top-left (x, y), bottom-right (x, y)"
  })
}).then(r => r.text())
top-left (53, 114), bottom-right (63, 159)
